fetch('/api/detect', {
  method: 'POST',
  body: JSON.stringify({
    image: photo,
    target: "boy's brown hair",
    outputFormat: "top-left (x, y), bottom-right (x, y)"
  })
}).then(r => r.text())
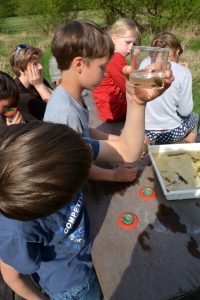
top-left (52, 20), bottom-right (114, 70)
top-left (151, 32), bottom-right (183, 55)
top-left (10, 44), bottom-right (42, 77)
top-left (0, 121), bottom-right (92, 220)
top-left (0, 71), bottom-right (19, 101)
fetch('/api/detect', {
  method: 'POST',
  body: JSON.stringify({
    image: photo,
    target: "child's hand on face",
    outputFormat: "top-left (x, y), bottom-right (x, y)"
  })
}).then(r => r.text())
top-left (113, 164), bottom-right (138, 182)
top-left (6, 111), bottom-right (25, 125)
top-left (27, 63), bottom-right (43, 87)
top-left (123, 63), bottom-right (174, 105)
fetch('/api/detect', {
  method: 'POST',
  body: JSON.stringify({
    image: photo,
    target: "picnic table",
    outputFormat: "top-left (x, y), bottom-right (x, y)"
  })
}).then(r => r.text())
top-left (84, 92), bottom-right (200, 300)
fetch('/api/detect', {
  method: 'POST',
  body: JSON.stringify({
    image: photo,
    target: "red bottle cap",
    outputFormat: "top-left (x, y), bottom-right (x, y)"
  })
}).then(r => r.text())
top-left (118, 212), bottom-right (138, 230)
top-left (4, 107), bottom-right (18, 117)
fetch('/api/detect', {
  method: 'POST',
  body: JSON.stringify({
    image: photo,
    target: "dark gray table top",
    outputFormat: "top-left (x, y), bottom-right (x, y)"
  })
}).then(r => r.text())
top-left (84, 92), bottom-right (200, 300)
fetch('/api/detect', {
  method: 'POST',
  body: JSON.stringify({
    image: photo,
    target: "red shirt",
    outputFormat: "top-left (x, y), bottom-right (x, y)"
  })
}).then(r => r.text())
top-left (92, 52), bottom-right (127, 122)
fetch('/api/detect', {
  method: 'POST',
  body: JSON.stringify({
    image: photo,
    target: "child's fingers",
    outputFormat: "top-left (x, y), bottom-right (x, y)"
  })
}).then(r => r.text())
top-left (8, 112), bottom-right (25, 124)
top-left (124, 62), bottom-right (174, 104)
top-left (122, 65), bottom-right (132, 79)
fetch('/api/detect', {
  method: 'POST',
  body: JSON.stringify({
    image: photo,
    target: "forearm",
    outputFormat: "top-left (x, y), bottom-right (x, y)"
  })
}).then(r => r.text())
top-left (88, 164), bottom-right (115, 181)
top-left (8, 275), bottom-right (47, 300)
top-left (1, 261), bottom-right (48, 300)
top-left (96, 101), bottom-right (146, 164)
top-left (119, 100), bottom-right (146, 162)
top-left (34, 83), bottom-right (51, 103)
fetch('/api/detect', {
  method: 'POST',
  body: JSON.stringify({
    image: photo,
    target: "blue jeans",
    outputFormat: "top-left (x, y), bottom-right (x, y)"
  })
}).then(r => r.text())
top-left (49, 268), bottom-right (103, 300)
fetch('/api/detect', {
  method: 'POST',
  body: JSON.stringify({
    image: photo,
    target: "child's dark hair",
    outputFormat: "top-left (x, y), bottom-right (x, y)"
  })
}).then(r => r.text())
top-left (0, 121), bottom-right (92, 220)
top-left (0, 71), bottom-right (19, 101)
top-left (151, 32), bottom-right (183, 55)
top-left (52, 20), bottom-right (114, 70)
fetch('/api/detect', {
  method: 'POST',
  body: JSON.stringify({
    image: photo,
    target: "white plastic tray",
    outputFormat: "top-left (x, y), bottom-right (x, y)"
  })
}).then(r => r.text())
top-left (148, 143), bottom-right (200, 200)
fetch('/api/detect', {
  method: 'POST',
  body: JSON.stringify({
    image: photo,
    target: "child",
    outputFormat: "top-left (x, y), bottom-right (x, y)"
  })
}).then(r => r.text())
top-left (142, 32), bottom-right (197, 144)
top-left (0, 33), bottom-right (173, 300)
top-left (44, 20), bottom-right (138, 183)
top-left (10, 44), bottom-right (52, 122)
top-left (0, 70), bottom-right (24, 125)
top-left (92, 17), bottom-right (140, 122)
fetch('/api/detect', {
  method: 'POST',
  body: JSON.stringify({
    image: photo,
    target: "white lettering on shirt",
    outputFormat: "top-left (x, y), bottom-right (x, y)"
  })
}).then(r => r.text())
top-left (64, 197), bottom-right (83, 234)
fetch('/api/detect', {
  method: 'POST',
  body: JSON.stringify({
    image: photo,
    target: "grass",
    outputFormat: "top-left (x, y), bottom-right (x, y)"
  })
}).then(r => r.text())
top-left (0, 15), bottom-right (40, 34)
top-left (0, 15), bottom-right (52, 80)
top-left (0, 15), bottom-right (200, 112)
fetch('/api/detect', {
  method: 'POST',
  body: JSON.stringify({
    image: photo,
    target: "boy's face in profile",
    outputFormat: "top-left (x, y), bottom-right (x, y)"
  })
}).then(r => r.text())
top-left (0, 97), bottom-right (15, 114)
top-left (81, 56), bottom-right (109, 90)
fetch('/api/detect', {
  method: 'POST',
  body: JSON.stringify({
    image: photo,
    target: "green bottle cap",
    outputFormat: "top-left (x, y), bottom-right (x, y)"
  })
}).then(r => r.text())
top-left (4, 107), bottom-right (17, 117)
top-left (143, 187), bottom-right (153, 196)
top-left (7, 108), bottom-right (14, 113)
top-left (122, 214), bottom-right (134, 225)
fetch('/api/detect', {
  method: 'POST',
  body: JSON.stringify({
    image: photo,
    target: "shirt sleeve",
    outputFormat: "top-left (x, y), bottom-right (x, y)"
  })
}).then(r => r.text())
top-left (67, 112), bottom-right (84, 135)
top-left (84, 138), bottom-right (100, 160)
top-left (0, 235), bottom-right (41, 274)
top-left (176, 68), bottom-right (193, 116)
top-left (44, 105), bottom-right (84, 135)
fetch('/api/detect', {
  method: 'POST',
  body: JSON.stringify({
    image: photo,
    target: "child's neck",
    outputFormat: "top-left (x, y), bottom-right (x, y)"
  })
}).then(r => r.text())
top-left (61, 72), bottom-right (83, 105)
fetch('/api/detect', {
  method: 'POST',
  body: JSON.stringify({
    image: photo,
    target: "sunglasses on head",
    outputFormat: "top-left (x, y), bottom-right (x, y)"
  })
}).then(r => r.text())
top-left (13, 44), bottom-right (28, 62)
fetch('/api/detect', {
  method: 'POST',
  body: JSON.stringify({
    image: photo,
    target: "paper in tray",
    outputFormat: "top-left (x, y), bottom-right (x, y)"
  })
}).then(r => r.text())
top-left (148, 143), bottom-right (200, 200)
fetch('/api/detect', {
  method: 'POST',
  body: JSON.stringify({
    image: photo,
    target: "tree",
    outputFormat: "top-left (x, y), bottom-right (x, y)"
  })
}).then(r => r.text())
top-left (98, 0), bottom-right (200, 32)
top-left (0, 0), bottom-right (17, 17)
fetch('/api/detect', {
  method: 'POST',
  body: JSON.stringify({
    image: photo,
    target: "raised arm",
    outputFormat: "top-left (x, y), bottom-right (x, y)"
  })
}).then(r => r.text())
top-left (89, 127), bottom-right (119, 141)
top-left (96, 65), bottom-right (173, 163)
top-left (27, 63), bottom-right (52, 103)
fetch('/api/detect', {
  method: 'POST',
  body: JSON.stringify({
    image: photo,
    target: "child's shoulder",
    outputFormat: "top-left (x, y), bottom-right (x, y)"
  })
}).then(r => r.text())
top-left (107, 52), bottom-right (126, 70)
top-left (50, 85), bottom-right (72, 103)
top-left (171, 61), bottom-right (192, 77)
top-left (112, 52), bottom-right (125, 61)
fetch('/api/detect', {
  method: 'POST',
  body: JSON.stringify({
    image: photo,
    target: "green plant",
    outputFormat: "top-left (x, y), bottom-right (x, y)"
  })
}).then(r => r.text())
top-left (40, 45), bottom-right (52, 83)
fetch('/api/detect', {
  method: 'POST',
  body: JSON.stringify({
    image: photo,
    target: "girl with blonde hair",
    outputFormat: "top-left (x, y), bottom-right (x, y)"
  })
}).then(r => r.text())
top-left (92, 17), bottom-right (140, 122)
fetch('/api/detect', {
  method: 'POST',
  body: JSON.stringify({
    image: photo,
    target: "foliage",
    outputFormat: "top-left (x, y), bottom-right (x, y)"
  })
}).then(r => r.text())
top-left (98, 0), bottom-right (140, 26)
top-left (0, 1), bottom-right (17, 18)
top-left (2, 0), bottom-right (200, 34)
top-left (97, 0), bottom-right (200, 32)
top-left (36, 0), bottom-right (79, 32)
top-left (40, 44), bottom-right (52, 83)
top-left (0, 15), bottom-right (39, 34)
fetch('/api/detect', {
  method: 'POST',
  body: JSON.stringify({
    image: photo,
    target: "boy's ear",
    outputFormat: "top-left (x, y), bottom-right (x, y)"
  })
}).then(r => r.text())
top-left (71, 57), bottom-right (84, 73)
